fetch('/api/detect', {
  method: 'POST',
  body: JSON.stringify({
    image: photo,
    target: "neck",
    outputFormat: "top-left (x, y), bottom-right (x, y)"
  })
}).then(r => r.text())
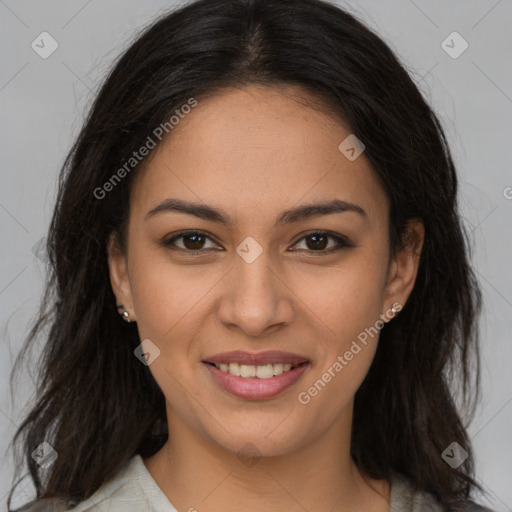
top-left (143, 406), bottom-right (390, 512)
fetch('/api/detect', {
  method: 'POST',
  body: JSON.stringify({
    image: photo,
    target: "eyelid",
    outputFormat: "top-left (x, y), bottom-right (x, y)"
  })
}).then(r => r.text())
top-left (163, 229), bottom-right (222, 251)
top-left (289, 230), bottom-right (354, 252)
top-left (162, 229), bottom-right (354, 254)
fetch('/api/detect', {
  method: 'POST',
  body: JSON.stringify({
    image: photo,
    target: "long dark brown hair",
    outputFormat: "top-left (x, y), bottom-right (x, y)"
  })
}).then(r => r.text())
top-left (8, 0), bottom-right (485, 510)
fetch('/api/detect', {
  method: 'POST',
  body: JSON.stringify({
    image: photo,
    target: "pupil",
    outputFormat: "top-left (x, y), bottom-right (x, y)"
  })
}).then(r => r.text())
top-left (307, 234), bottom-right (327, 250)
top-left (182, 234), bottom-right (328, 251)
top-left (184, 234), bottom-right (204, 250)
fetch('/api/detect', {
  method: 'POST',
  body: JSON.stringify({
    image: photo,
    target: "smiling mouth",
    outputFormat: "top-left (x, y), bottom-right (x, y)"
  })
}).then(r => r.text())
top-left (204, 361), bottom-right (309, 379)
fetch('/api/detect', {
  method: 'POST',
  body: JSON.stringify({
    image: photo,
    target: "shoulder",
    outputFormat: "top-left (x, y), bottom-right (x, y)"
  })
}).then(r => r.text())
top-left (390, 472), bottom-right (495, 512)
top-left (15, 456), bottom-right (151, 512)
top-left (65, 456), bottom-right (151, 512)
top-left (12, 499), bottom-right (70, 512)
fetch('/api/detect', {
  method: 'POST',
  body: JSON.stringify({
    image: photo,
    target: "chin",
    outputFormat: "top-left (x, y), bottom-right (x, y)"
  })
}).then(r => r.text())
top-left (205, 421), bottom-right (308, 460)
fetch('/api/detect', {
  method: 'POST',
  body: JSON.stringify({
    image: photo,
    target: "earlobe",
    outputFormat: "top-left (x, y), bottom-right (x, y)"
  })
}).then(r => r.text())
top-left (107, 232), bottom-right (135, 321)
top-left (382, 218), bottom-right (424, 319)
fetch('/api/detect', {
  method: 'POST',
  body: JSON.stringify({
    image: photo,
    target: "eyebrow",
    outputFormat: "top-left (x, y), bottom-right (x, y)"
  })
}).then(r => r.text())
top-left (146, 198), bottom-right (367, 225)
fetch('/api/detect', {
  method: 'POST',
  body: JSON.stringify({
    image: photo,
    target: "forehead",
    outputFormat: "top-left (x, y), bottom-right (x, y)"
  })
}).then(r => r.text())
top-left (130, 84), bottom-right (388, 224)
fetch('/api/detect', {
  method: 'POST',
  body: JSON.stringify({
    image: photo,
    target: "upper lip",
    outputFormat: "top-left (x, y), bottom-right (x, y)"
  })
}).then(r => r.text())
top-left (203, 351), bottom-right (310, 366)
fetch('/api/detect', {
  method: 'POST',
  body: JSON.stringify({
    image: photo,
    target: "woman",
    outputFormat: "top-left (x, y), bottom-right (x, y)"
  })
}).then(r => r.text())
top-left (8, 0), bottom-right (492, 510)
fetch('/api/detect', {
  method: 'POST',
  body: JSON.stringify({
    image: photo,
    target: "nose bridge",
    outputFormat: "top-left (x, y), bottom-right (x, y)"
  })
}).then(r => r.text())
top-left (235, 247), bottom-right (275, 303)
top-left (217, 241), bottom-right (294, 335)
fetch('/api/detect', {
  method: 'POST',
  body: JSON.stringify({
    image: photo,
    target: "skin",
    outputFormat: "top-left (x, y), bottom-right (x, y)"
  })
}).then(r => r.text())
top-left (108, 84), bottom-right (424, 512)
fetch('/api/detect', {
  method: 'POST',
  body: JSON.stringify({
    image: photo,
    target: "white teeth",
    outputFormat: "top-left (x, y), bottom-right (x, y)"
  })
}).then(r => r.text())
top-left (240, 364), bottom-right (256, 378)
top-left (273, 363), bottom-right (284, 376)
top-left (256, 364), bottom-right (274, 379)
top-left (228, 362), bottom-right (240, 376)
top-left (213, 362), bottom-right (301, 379)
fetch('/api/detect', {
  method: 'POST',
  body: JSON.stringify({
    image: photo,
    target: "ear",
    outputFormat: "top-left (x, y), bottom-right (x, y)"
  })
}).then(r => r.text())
top-left (107, 231), bottom-right (136, 320)
top-left (381, 218), bottom-right (424, 320)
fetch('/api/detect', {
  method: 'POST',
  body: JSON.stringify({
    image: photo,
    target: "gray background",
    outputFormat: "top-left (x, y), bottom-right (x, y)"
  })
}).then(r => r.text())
top-left (1, 1), bottom-right (511, 510)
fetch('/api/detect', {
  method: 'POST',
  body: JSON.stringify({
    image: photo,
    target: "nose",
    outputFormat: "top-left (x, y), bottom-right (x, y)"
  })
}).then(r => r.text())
top-left (216, 250), bottom-right (296, 337)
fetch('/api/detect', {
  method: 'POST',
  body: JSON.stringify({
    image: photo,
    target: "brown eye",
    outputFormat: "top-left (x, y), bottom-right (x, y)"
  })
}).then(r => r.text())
top-left (304, 234), bottom-right (329, 250)
top-left (181, 233), bottom-right (206, 250)
top-left (162, 231), bottom-right (221, 252)
top-left (291, 232), bottom-right (353, 253)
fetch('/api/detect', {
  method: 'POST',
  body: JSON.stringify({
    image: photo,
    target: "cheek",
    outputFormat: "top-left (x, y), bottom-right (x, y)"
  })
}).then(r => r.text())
top-left (291, 253), bottom-right (387, 401)
top-left (127, 248), bottom-right (216, 343)
top-left (127, 255), bottom-right (213, 413)
top-left (292, 255), bottom-right (388, 340)
top-left (295, 273), bottom-right (384, 420)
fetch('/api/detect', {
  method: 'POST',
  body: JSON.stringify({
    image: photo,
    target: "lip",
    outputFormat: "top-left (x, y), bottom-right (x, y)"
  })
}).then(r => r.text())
top-left (203, 361), bottom-right (310, 400)
top-left (202, 350), bottom-right (309, 366)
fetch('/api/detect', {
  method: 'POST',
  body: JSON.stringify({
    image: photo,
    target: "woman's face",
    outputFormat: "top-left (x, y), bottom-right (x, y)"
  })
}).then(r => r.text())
top-left (109, 84), bottom-right (422, 457)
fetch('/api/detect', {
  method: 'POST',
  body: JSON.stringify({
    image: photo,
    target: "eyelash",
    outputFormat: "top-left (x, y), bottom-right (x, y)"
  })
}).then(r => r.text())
top-left (161, 230), bottom-right (354, 255)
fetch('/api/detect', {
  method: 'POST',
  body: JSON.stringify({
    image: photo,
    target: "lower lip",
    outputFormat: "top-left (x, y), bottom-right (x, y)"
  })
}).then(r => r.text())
top-left (203, 362), bottom-right (310, 400)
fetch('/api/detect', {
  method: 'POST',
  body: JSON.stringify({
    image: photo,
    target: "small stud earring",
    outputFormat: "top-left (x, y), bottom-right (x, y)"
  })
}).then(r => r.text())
top-left (391, 306), bottom-right (398, 314)
top-left (117, 304), bottom-right (132, 322)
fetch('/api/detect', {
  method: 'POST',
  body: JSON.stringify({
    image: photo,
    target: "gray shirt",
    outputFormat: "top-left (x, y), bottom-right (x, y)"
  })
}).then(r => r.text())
top-left (17, 454), bottom-right (493, 511)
